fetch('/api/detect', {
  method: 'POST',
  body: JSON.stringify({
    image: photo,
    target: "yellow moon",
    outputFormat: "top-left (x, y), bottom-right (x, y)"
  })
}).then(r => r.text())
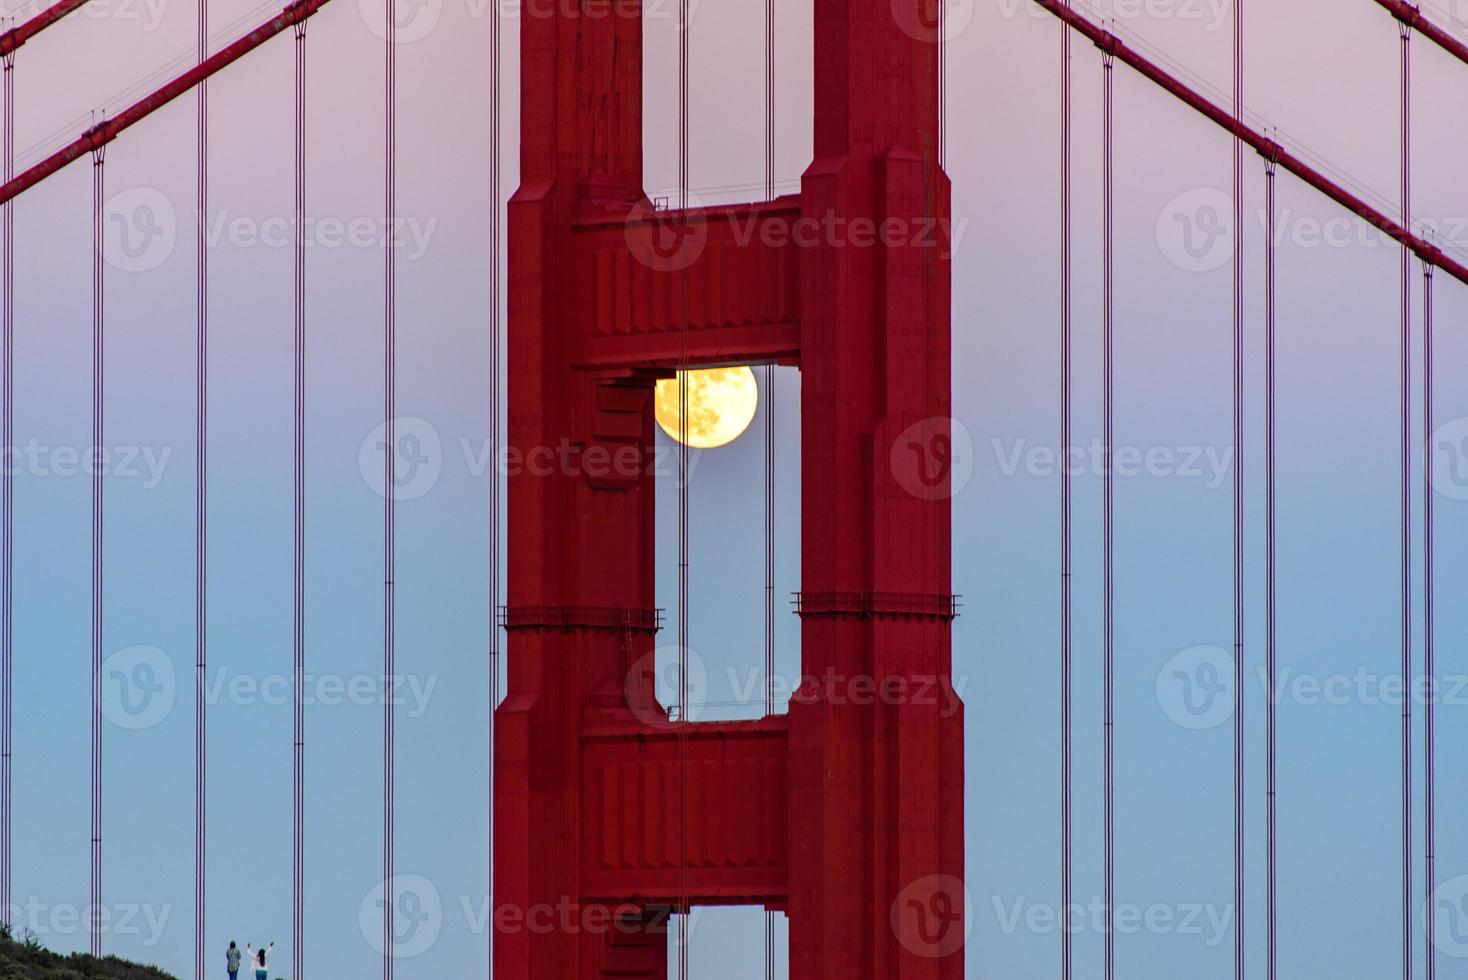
top-left (654, 366), bottom-right (760, 449)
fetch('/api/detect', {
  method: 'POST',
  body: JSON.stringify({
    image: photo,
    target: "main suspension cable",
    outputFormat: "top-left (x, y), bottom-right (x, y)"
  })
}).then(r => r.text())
top-left (89, 133), bottom-right (106, 962)
top-left (1101, 42), bottom-right (1115, 980)
top-left (291, 16), bottom-right (307, 980)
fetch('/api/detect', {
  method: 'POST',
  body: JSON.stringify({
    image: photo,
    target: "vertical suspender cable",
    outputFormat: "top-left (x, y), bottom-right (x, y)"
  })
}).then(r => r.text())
top-left (1263, 151), bottom-right (1278, 980)
top-left (382, 0), bottom-right (397, 974)
top-left (1397, 25), bottom-right (1413, 980)
top-left (89, 134), bottom-right (106, 963)
top-left (761, 0), bottom-right (775, 974)
top-left (1100, 44), bottom-right (1115, 980)
top-left (1231, 4), bottom-right (1246, 977)
top-left (487, 0), bottom-right (501, 973)
top-left (1059, 5), bottom-right (1072, 978)
top-left (0, 38), bottom-right (13, 933)
top-left (676, 0), bottom-right (691, 971)
top-left (291, 18), bottom-right (307, 980)
top-left (1421, 256), bottom-right (1435, 980)
top-left (193, 0), bottom-right (209, 972)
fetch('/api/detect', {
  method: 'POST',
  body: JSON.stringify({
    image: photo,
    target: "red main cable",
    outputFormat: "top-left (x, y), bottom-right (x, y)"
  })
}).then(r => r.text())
top-left (0, 0), bottom-right (89, 55)
top-left (1374, 0), bottom-right (1468, 68)
top-left (0, 0), bottom-right (333, 208)
top-left (1029, 0), bottom-right (1468, 288)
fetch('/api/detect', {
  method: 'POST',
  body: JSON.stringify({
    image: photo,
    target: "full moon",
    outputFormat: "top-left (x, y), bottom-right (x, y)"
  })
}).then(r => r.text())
top-left (654, 366), bottom-right (760, 449)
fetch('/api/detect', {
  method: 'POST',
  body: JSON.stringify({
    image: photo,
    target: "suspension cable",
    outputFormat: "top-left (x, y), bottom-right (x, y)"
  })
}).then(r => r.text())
top-left (1397, 24), bottom-right (1413, 980)
top-left (89, 133), bottom-right (106, 962)
top-left (193, 0), bottom-right (209, 970)
top-left (676, 0), bottom-right (691, 971)
top-left (1231, 3), bottom-right (1245, 976)
top-left (382, 0), bottom-right (397, 971)
top-left (291, 16), bottom-right (307, 980)
top-left (0, 36), bottom-right (14, 933)
top-left (1059, 4), bottom-right (1073, 978)
top-left (1101, 41), bottom-right (1115, 980)
top-left (487, 0), bottom-right (501, 973)
top-left (1421, 255), bottom-right (1435, 980)
top-left (1263, 148), bottom-right (1278, 980)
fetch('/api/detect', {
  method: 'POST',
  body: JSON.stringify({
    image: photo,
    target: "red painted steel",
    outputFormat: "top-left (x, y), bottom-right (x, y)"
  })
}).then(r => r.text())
top-left (0, 0), bottom-right (90, 56)
top-left (1032, 0), bottom-right (1468, 288)
top-left (1373, 0), bottom-right (1468, 68)
top-left (494, 1), bottom-right (963, 976)
top-left (0, 0), bottom-right (332, 206)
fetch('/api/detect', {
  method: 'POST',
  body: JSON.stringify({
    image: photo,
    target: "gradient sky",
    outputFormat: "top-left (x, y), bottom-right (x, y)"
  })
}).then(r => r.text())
top-left (7, 0), bottom-right (1468, 977)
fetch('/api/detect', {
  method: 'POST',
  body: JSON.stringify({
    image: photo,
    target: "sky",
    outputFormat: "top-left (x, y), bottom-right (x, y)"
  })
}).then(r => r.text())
top-left (7, 0), bottom-right (1468, 977)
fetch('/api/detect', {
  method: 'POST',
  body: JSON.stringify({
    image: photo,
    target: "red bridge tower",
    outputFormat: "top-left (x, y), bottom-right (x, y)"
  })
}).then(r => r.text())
top-left (494, 1), bottom-right (963, 976)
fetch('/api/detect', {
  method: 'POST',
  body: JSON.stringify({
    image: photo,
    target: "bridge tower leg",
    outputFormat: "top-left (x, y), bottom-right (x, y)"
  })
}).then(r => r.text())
top-left (495, 1), bottom-right (962, 976)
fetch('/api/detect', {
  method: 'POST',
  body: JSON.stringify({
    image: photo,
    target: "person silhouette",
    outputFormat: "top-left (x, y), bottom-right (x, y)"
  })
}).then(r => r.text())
top-left (225, 941), bottom-right (241, 980)
top-left (244, 941), bottom-right (274, 980)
